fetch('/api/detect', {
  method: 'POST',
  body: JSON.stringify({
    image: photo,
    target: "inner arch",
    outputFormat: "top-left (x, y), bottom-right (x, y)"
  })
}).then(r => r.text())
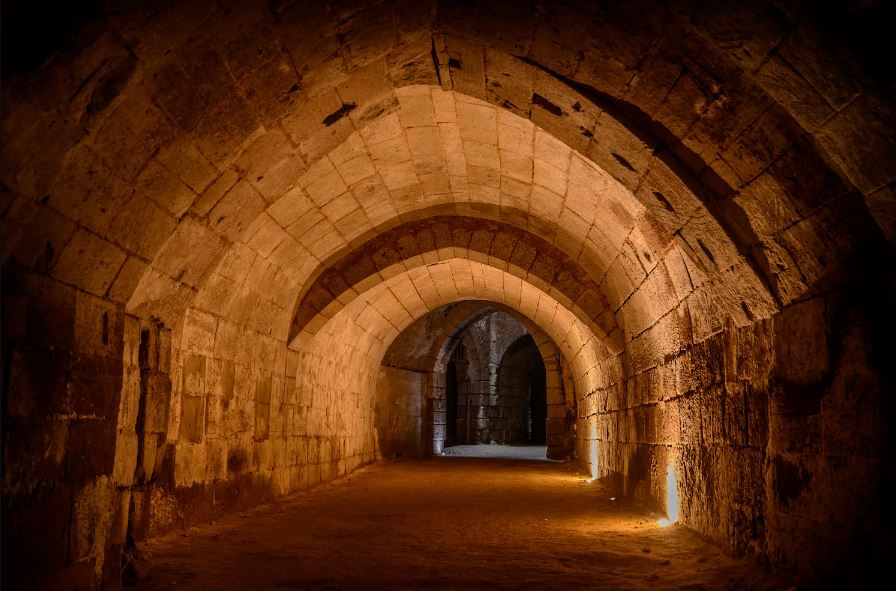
top-left (2, 2), bottom-right (892, 588)
top-left (287, 214), bottom-right (622, 351)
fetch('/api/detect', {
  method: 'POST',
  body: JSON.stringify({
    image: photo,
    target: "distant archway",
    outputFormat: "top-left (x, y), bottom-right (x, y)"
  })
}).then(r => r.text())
top-left (426, 305), bottom-right (572, 459)
top-left (498, 334), bottom-right (547, 446)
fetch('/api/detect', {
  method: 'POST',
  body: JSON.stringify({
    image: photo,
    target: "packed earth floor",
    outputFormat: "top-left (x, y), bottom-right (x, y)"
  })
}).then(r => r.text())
top-left (135, 455), bottom-right (793, 590)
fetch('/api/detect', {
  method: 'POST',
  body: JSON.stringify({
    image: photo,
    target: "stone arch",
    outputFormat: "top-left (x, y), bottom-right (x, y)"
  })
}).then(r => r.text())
top-left (138, 83), bottom-right (773, 380)
top-left (387, 300), bottom-right (572, 459)
top-left (5, 2), bottom-right (880, 332)
top-left (2, 2), bottom-right (894, 587)
top-left (296, 257), bottom-right (609, 411)
top-left (288, 214), bottom-right (623, 352)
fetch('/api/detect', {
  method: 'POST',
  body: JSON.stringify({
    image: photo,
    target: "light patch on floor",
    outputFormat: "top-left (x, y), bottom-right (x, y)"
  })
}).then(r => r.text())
top-left (441, 444), bottom-right (548, 460)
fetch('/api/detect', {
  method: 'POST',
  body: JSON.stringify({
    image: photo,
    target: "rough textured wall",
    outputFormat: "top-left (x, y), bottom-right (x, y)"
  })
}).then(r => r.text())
top-left (375, 366), bottom-right (424, 459)
top-left (462, 311), bottom-right (528, 444)
top-left (117, 318), bottom-right (172, 546)
top-left (2, 0), bottom-right (894, 588)
top-left (1, 263), bottom-right (174, 589)
top-left (763, 287), bottom-right (893, 577)
top-left (577, 275), bottom-right (895, 583)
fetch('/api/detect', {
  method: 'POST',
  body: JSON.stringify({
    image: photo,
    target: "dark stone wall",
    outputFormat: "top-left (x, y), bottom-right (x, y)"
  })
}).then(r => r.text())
top-left (1, 261), bottom-right (177, 589)
top-left (1, 0), bottom-right (894, 588)
top-left (762, 272), bottom-right (895, 582)
top-left (2, 263), bottom-right (127, 589)
top-left (462, 312), bottom-right (528, 445)
top-left (495, 336), bottom-right (545, 444)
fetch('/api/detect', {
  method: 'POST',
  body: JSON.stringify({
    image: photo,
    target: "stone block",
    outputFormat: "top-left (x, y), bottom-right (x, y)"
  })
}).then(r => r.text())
top-left (721, 105), bottom-right (802, 185)
top-left (67, 419), bottom-right (117, 481)
top-left (155, 137), bottom-right (218, 194)
top-left (109, 257), bottom-right (149, 304)
top-left (154, 217), bottom-right (227, 289)
top-left (2, 416), bottom-right (69, 486)
top-left (51, 230), bottom-right (126, 297)
top-left (146, 373), bottom-right (172, 433)
top-left (816, 96), bottom-right (896, 194)
top-left (773, 297), bottom-right (828, 387)
top-left (207, 180), bottom-right (267, 243)
top-left (723, 383), bottom-right (749, 446)
top-left (700, 387), bottom-right (726, 445)
top-left (181, 354), bottom-right (206, 397)
top-left (112, 431), bottom-right (139, 486)
top-left (74, 291), bottom-right (124, 360)
top-left (70, 354), bottom-right (123, 418)
top-left (755, 53), bottom-right (832, 130)
top-left (6, 202), bottom-right (77, 273)
top-left (6, 344), bottom-right (70, 417)
top-left (770, 412), bottom-right (822, 455)
top-left (180, 396), bottom-right (205, 443)
top-left (255, 377), bottom-right (272, 441)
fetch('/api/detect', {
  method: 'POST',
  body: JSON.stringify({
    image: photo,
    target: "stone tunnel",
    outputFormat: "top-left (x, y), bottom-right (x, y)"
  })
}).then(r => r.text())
top-left (1, 0), bottom-right (894, 588)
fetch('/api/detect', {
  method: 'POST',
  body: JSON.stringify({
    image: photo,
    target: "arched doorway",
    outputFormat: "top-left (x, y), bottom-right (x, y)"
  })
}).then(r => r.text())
top-left (418, 305), bottom-right (572, 458)
top-left (496, 335), bottom-right (547, 446)
top-left (446, 343), bottom-right (473, 446)
top-left (527, 365), bottom-right (547, 446)
top-left (445, 359), bottom-right (458, 447)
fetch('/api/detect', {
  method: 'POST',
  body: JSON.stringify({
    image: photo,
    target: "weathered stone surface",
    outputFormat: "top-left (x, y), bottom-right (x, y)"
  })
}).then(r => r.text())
top-left (2, 1), bottom-right (894, 588)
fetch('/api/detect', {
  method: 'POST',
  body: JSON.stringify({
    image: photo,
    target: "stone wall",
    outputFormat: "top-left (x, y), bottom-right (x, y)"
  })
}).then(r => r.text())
top-left (375, 366), bottom-right (424, 459)
top-left (380, 306), bottom-right (566, 451)
top-left (461, 312), bottom-right (528, 444)
top-left (116, 256), bottom-right (384, 540)
top-left (1, 263), bottom-right (172, 589)
top-left (2, 0), bottom-right (894, 588)
top-left (764, 284), bottom-right (893, 577)
top-left (576, 272), bottom-right (894, 583)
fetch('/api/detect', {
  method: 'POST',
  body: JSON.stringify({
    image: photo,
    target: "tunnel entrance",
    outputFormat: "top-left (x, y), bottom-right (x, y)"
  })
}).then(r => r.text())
top-left (3, 1), bottom-right (895, 587)
top-left (446, 359), bottom-right (458, 447)
top-left (375, 304), bottom-right (571, 460)
top-left (446, 343), bottom-right (474, 445)
top-left (496, 334), bottom-right (547, 445)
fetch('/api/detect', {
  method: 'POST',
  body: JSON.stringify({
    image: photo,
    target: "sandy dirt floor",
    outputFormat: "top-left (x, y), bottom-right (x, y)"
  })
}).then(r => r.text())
top-left (135, 457), bottom-right (794, 590)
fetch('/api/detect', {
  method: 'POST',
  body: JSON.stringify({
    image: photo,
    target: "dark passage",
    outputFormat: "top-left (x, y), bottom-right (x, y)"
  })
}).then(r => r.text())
top-left (445, 359), bottom-right (458, 447)
top-left (498, 334), bottom-right (547, 445)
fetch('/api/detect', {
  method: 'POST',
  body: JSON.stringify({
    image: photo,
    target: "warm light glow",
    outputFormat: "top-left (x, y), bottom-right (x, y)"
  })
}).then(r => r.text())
top-left (666, 461), bottom-right (680, 522)
top-left (657, 459), bottom-right (680, 527)
top-left (589, 418), bottom-right (598, 481)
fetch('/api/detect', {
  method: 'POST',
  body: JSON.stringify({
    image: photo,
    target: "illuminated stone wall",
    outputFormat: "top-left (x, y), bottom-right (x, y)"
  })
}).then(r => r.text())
top-left (374, 366), bottom-right (425, 459)
top-left (2, 0), bottom-right (893, 588)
